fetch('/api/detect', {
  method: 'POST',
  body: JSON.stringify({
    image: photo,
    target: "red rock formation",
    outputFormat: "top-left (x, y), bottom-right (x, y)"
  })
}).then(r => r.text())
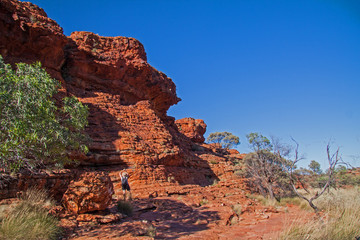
top-left (62, 171), bottom-right (114, 214)
top-left (0, 0), bottom-right (67, 80)
top-left (64, 31), bottom-right (180, 117)
top-left (0, 170), bottom-right (75, 201)
top-left (0, 0), bottom-right (246, 191)
top-left (175, 118), bottom-right (207, 143)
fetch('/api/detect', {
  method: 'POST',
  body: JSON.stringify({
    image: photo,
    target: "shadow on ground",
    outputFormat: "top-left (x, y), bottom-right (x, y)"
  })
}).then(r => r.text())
top-left (73, 198), bottom-right (220, 239)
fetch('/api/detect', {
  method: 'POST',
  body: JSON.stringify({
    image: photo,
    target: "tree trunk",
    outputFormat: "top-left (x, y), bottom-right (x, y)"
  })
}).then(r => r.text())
top-left (267, 184), bottom-right (275, 200)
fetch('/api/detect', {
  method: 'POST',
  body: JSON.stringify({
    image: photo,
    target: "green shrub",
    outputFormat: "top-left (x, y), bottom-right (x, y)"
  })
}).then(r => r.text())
top-left (0, 56), bottom-right (89, 172)
top-left (117, 201), bottom-right (133, 216)
top-left (0, 188), bottom-right (61, 240)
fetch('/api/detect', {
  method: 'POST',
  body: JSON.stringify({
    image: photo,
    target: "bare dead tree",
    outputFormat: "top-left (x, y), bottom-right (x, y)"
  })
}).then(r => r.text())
top-left (283, 139), bottom-right (344, 213)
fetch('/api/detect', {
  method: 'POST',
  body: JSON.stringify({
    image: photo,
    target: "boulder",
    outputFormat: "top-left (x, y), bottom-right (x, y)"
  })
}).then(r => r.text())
top-left (175, 118), bottom-right (207, 143)
top-left (62, 172), bottom-right (114, 214)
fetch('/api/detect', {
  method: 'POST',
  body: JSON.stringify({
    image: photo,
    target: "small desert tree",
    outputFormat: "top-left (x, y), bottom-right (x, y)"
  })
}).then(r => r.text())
top-left (207, 131), bottom-right (240, 150)
top-left (309, 160), bottom-right (322, 175)
top-left (0, 56), bottom-right (89, 173)
top-left (244, 133), bottom-right (292, 200)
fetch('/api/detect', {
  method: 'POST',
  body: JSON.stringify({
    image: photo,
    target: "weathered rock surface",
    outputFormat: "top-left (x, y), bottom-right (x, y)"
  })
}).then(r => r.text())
top-left (0, 170), bottom-right (75, 201)
top-left (0, 0), bottom-right (245, 190)
top-left (62, 171), bottom-right (114, 214)
top-left (175, 118), bottom-right (207, 143)
top-left (64, 31), bottom-right (180, 117)
top-left (0, 0), bottom-right (67, 80)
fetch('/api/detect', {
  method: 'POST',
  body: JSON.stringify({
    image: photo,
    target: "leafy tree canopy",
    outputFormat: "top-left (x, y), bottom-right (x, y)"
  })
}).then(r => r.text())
top-left (206, 131), bottom-right (240, 149)
top-left (308, 160), bottom-right (322, 175)
top-left (244, 132), bottom-right (293, 199)
top-left (0, 56), bottom-right (89, 173)
top-left (246, 132), bottom-right (272, 151)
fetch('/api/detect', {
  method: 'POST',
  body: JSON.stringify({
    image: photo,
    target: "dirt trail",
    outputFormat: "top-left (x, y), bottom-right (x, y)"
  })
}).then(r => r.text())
top-left (66, 180), bottom-right (310, 240)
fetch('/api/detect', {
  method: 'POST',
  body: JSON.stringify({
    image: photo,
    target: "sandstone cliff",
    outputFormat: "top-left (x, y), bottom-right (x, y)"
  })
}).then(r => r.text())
top-left (0, 0), bottom-right (243, 191)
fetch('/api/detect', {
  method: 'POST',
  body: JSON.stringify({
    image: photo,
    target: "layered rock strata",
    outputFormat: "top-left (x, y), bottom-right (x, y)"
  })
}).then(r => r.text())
top-left (0, 0), bottom-right (242, 190)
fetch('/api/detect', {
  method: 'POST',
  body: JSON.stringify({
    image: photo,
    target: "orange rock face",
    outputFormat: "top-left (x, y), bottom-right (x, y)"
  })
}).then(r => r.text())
top-left (0, 170), bottom-right (75, 201)
top-left (0, 0), bottom-right (67, 80)
top-left (0, 0), bottom-right (246, 189)
top-left (64, 31), bottom-right (180, 117)
top-left (175, 118), bottom-right (207, 143)
top-left (62, 172), bottom-right (114, 214)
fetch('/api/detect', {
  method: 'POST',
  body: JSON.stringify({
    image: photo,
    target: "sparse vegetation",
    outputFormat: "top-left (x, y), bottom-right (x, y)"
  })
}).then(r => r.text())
top-left (284, 141), bottom-right (345, 213)
top-left (335, 169), bottom-right (360, 187)
top-left (117, 200), bottom-right (133, 216)
top-left (199, 198), bottom-right (208, 206)
top-left (210, 160), bottom-right (218, 164)
top-left (246, 193), bottom-right (310, 210)
top-left (207, 131), bottom-right (240, 150)
top-left (279, 187), bottom-right (360, 240)
top-left (247, 193), bottom-right (278, 206)
top-left (244, 133), bottom-right (293, 200)
top-left (145, 224), bottom-right (157, 238)
top-left (211, 179), bottom-right (219, 186)
top-left (231, 204), bottom-right (242, 215)
top-left (0, 188), bottom-right (61, 240)
top-left (229, 215), bottom-right (238, 225)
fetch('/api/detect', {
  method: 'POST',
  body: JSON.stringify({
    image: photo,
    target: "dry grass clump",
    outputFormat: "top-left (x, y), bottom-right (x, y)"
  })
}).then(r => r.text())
top-left (145, 224), bottom-right (157, 238)
top-left (20, 187), bottom-right (55, 208)
top-left (231, 204), bottom-right (242, 216)
top-left (279, 187), bottom-right (360, 240)
top-left (247, 193), bottom-right (311, 210)
top-left (0, 188), bottom-right (61, 240)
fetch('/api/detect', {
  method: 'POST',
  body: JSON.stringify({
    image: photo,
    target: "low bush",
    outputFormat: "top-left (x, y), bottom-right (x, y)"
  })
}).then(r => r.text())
top-left (0, 188), bottom-right (61, 240)
top-left (117, 200), bottom-right (133, 216)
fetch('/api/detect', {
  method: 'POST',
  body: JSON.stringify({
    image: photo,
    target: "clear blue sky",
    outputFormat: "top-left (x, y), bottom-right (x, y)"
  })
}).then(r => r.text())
top-left (29, 0), bottom-right (360, 169)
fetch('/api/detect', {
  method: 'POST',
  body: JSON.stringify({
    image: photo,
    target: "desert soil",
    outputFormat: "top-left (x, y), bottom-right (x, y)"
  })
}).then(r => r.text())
top-left (66, 179), bottom-right (310, 240)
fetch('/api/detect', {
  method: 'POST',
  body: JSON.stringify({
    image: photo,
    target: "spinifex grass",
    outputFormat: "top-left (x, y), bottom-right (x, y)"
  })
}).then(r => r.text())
top-left (0, 188), bottom-right (61, 240)
top-left (279, 187), bottom-right (360, 240)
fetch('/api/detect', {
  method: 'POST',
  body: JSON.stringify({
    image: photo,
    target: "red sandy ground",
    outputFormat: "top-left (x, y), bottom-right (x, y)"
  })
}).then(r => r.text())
top-left (65, 179), bottom-right (311, 240)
